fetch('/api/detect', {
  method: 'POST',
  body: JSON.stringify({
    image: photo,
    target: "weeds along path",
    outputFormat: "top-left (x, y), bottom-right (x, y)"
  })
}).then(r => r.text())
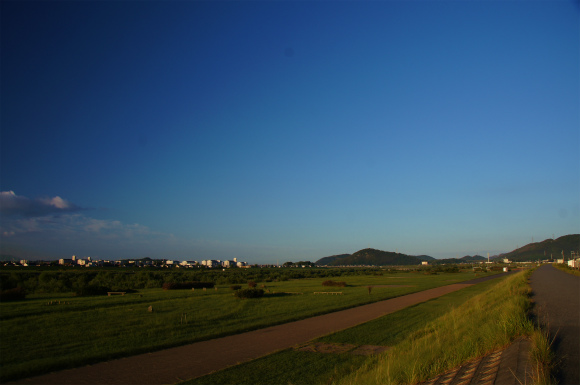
top-left (13, 272), bottom-right (516, 385)
top-left (530, 264), bottom-right (580, 385)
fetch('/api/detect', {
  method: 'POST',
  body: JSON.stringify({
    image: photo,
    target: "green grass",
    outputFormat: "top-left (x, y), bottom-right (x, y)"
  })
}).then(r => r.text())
top-left (0, 271), bottom-right (489, 382)
top-left (552, 263), bottom-right (580, 277)
top-left (337, 270), bottom-right (535, 385)
top-left (529, 328), bottom-right (557, 385)
top-left (182, 276), bottom-right (508, 385)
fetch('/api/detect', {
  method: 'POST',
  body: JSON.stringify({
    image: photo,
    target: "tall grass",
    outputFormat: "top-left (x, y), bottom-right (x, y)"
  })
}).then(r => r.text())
top-left (183, 277), bottom-right (505, 385)
top-left (337, 270), bottom-right (535, 385)
top-left (529, 328), bottom-right (557, 385)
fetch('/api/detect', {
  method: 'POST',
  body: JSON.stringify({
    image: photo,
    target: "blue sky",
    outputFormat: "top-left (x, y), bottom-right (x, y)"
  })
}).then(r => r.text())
top-left (1, 1), bottom-right (578, 263)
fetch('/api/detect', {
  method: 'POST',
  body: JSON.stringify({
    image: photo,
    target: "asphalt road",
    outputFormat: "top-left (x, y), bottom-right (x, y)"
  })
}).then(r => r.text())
top-left (530, 265), bottom-right (580, 385)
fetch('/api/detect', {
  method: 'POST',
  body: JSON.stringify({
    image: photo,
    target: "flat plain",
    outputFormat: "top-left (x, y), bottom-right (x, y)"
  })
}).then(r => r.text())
top-left (1, 270), bottom-right (495, 382)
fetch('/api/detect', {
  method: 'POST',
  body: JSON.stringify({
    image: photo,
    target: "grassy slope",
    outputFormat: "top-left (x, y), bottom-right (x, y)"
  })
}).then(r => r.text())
top-left (552, 263), bottom-right (580, 277)
top-left (0, 271), bottom-right (488, 382)
top-left (338, 270), bottom-right (534, 385)
top-left (182, 277), bottom-right (508, 385)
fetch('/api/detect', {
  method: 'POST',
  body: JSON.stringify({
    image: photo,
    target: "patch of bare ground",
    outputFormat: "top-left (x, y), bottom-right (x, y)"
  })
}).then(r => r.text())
top-left (295, 342), bottom-right (390, 356)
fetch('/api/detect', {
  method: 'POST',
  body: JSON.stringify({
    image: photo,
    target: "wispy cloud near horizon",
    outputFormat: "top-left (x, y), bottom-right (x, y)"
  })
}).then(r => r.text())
top-left (0, 191), bottom-right (85, 218)
top-left (0, 191), bottom-right (179, 258)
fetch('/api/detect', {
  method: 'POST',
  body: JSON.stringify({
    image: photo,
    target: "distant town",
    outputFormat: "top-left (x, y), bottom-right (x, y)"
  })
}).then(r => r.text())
top-left (4, 255), bottom-right (579, 270)
top-left (5, 256), bottom-right (251, 269)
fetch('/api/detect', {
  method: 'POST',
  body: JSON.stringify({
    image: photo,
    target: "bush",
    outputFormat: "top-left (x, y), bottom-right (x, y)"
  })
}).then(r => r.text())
top-left (75, 284), bottom-right (110, 297)
top-left (162, 281), bottom-right (215, 290)
top-left (230, 285), bottom-right (242, 291)
top-left (234, 288), bottom-right (264, 299)
top-left (247, 281), bottom-right (257, 288)
top-left (322, 280), bottom-right (347, 287)
top-left (0, 287), bottom-right (26, 301)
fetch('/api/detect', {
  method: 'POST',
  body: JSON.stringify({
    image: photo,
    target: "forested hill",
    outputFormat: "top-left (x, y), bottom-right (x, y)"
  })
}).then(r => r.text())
top-left (316, 248), bottom-right (427, 266)
top-left (315, 254), bottom-right (351, 266)
top-left (496, 234), bottom-right (579, 262)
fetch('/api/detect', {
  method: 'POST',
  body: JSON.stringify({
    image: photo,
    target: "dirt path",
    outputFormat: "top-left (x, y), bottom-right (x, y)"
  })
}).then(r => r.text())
top-left (530, 265), bottom-right (580, 384)
top-left (14, 273), bottom-right (515, 385)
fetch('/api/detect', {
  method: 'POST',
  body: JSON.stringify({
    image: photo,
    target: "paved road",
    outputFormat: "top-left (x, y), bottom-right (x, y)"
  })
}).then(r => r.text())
top-left (13, 271), bottom-right (517, 385)
top-left (530, 265), bottom-right (580, 385)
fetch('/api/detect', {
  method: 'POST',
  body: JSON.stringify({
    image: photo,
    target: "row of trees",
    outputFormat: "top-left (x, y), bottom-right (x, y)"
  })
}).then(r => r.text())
top-left (0, 264), bottom-right (473, 297)
top-left (0, 268), bottom-right (372, 295)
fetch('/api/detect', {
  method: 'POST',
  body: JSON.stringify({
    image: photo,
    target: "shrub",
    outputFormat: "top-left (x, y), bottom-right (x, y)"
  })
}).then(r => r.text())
top-left (0, 287), bottom-right (26, 301)
top-left (162, 281), bottom-right (215, 290)
top-left (234, 288), bottom-right (264, 299)
top-left (75, 284), bottom-right (110, 297)
top-left (247, 281), bottom-right (257, 288)
top-left (230, 285), bottom-right (242, 291)
top-left (322, 280), bottom-right (347, 287)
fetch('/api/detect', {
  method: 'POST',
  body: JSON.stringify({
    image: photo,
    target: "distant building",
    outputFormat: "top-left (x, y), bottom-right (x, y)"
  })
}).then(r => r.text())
top-left (422, 261), bottom-right (429, 266)
top-left (201, 260), bottom-right (219, 268)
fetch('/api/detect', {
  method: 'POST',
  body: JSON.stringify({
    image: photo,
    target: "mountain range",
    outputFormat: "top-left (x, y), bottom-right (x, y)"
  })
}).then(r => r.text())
top-left (315, 248), bottom-right (482, 266)
top-left (494, 234), bottom-right (579, 262)
top-left (315, 234), bottom-right (579, 266)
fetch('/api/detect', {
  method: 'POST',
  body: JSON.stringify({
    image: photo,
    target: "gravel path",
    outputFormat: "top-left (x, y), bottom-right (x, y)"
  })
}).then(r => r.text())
top-left (530, 265), bottom-right (580, 385)
top-left (13, 272), bottom-right (516, 385)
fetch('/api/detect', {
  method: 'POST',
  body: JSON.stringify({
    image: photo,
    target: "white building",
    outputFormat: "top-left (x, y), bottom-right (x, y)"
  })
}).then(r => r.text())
top-left (201, 260), bottom-right (219, 268)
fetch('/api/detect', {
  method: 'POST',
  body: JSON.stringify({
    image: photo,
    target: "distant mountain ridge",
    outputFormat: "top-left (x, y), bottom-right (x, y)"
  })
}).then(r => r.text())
top-left (316, 248), bottom-right (431, 266)
top-left (313, 234), bottom-right (579, 266)
top-left (315, 254), bottom-right (351, 266)
top-left (496, 234), bottom-right (579, 262)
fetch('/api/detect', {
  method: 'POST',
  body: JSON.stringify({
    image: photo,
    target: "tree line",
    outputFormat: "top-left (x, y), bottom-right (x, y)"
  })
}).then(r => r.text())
top-left (0, 267), bottom-right (385, 296)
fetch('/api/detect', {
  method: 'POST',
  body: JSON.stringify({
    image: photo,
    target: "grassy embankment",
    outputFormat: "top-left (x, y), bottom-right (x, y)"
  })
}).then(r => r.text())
top-left (338, 269), bottom-right (551, 385)
top-left (0, 271), bottom-right (485, 382)
top-left (552, 263), bottom-right (580, 277)
top-left (185, 270), bottom-right (554, 385)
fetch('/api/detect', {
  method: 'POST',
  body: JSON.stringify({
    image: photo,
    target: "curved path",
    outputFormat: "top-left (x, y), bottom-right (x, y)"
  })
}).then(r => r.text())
top-left (530, 265), bottom-right (580, 384)
top-left (14, 273), bottom-right (514, 385)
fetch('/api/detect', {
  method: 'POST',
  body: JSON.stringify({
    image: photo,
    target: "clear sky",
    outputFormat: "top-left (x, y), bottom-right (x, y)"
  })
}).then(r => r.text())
top-left (1, 0), bottom-right (578, 263)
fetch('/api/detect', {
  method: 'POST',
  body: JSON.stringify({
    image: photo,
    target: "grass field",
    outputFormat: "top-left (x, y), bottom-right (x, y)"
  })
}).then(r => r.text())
top-left (0, 270), bottom-right (488, 382)
top-left (339, 270), bottom-right (535, 385)
top-left (182, 276), bottom-right (510, 385)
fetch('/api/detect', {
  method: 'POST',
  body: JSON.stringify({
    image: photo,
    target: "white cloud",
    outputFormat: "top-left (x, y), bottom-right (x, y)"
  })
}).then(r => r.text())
top-left (0, 191), bottom-right (179, 259)
top-left (0, 191), bottom-right (84, 217)
top-left (0, 212), bottom-right (178, 259)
